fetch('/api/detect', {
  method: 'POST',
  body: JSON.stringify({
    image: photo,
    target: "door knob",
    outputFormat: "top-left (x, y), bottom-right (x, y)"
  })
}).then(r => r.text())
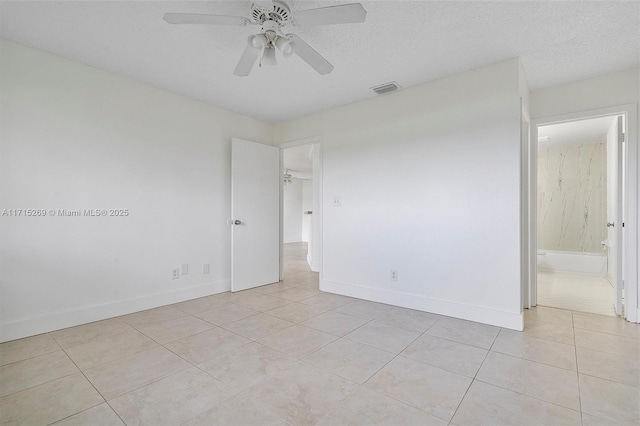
top-left (607, 222), bottom-right (615, 228)
top-left (233, 220), bottom-right (242, 225)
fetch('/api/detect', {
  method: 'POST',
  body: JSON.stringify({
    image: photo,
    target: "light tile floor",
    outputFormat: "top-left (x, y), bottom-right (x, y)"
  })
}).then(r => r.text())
top-left (538, 271), bottom-right (616, 316)
top-left (1, 243), bottom-right (639, 425)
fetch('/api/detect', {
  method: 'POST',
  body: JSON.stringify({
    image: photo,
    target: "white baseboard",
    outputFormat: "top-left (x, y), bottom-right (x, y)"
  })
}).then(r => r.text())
top-left (0, 280), bottom-right (230, 343)
top-left (306, 253), bottom-right (320, 273)
top-left (320, 280), bottom-right (523, 331)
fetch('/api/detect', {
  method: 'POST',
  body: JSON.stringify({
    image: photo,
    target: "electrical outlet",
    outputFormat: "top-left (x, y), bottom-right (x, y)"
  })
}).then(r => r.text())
top-left (333, 196), bottom-right (342, 207)
top-left (391, 270), bottom-right (398, 281)
top-left (181, 263), bottom-right (188, 275)
top-left (172, 267), bottom-right (180, 280)
top-left (203, 264), bottom-right (210, 274)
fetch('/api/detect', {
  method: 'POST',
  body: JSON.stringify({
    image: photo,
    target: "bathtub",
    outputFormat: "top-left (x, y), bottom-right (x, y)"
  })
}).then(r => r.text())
top-left (537, 249), bottom-right (607, 276)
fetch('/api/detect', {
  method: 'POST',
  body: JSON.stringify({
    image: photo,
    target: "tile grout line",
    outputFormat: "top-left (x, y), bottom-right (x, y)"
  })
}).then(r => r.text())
top-left (49, 333), bottom-right (128, 426)
top-left (0, 335), bottom-right (77, 402)
top-left (77, 321), bottom-right (204, 409)
top-left (0, 329), bottom-right (68, 365)
top-left (468, 326), bottom-right (584, 413)
top-left (0, 337), bottom-right (77, 394)
top-left (46, 402), bottom-right (115, 426)
top-left (448, 324), bottom-right (501, 423)
top-left (470, 376), bottom-right (583, 416)
top-left (219, 316), bottom-right (298, 342)
top-left (572, 311), bottom-right (585, 426)
top-left (100, 328), bottom-right (250, 407)
top-left (356, 316), bottom-right (456, 423)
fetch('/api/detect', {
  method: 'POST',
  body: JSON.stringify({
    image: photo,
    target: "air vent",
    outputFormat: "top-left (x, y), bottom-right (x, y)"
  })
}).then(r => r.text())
top-left (371, 82), bottom-right (401, 95)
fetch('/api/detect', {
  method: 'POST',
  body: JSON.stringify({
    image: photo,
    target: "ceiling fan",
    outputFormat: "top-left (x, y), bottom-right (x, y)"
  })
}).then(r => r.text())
top-left (163, 1), bottom-right (367, 76)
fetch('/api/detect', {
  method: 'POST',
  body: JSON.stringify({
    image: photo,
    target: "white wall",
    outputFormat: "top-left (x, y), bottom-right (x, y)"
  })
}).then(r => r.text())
top-left (302, 180), bottom-right (312, 243)
top-left (530, 69), bottom-right (639, 119)
top-left (283, 179), bottom-right (303, 243)
top-left (0, 39), bottom-right (273, 342)
top-left (530, 67), bottom-right (640, 322)
top-left (275, 59), bottom-right (526, 330)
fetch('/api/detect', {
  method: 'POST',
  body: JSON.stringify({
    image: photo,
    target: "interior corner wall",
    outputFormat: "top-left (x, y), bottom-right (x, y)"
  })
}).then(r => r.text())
top-left (530, 67), bottom-right (640, 322)
top-left (0, 38), bottom-right (273, 342)
top-left (275, 59), bottom-right (525, 330)
top-left (519, 61), bottom-right (531, 311)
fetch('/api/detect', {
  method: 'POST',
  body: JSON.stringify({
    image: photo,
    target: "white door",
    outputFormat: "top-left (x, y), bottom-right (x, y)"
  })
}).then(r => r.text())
top-left (231, 138), bottom-right (280, 292)
top-left (606, 116), bottom-right (624, 315)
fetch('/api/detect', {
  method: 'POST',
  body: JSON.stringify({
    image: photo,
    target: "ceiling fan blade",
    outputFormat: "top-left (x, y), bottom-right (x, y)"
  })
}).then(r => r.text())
top-left (288, 34), bottom-right (334, 75)
top-left (234, 44), bottom-right (261, 77)
top-left (253, 1), bottom-right (275, 8)
top-left (163, 13), bottom-right (249, 26)
top-left (295, 3), bottom-right (367, 26)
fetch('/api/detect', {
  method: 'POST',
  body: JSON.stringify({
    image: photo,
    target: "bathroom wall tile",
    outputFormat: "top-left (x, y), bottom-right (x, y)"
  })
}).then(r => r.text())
top-left (538, 142), bottom-right (606, 253)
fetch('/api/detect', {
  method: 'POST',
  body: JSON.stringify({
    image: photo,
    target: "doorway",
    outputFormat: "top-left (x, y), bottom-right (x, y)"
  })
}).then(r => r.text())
top-left (533, 114), bottom-right (626, 317)
top-left (280, 138), bottom-right (322, 289)
top-left (229, 137), bottom-right (322, 293)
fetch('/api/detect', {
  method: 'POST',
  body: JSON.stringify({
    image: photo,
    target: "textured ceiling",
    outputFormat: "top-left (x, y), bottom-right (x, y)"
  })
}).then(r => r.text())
top-left (539, 115), bottom-right (617, 147)
top-left (1, 1), bottom-right (638, 123)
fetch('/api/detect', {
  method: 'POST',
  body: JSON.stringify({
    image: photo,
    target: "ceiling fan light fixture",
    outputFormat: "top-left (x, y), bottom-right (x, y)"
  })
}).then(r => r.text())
top-left (275, 36), bottom-right (294, 58)
top-left (261, 47), bottom-right (277, 66)
top-left (249, 34), bottom-right (268, 49)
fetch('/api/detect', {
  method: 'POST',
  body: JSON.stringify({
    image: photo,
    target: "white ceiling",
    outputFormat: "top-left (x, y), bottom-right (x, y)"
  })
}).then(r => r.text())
top-left (284, 143), bottom-right (313, 174)
top-left (538, 115), bottom-right (617, 147)
top-left (1, 1), bottom-right (638, 123)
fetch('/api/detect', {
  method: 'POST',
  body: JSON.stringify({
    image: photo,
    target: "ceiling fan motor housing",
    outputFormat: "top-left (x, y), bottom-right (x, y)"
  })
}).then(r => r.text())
top-left (251, 1), bottom-right (292, 25)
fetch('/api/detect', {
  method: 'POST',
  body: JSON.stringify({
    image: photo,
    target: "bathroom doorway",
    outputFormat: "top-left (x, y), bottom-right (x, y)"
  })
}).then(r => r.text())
top-left (534, 114), bottom-right (624, 316)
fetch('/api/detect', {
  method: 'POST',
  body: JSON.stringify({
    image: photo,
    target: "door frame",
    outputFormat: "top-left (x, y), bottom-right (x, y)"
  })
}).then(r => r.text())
top-left (278, 136), bottom-right (323, 282)
top-left (528, 103), bottom-right (638, 322)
